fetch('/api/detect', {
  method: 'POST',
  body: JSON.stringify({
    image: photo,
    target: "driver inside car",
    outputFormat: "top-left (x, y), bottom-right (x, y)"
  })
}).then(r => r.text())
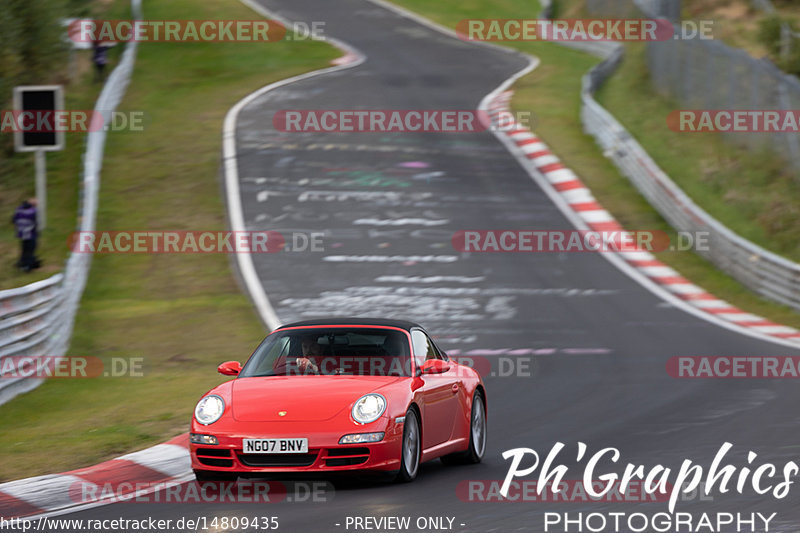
top-left (296, 334), bottom-right (322, 374)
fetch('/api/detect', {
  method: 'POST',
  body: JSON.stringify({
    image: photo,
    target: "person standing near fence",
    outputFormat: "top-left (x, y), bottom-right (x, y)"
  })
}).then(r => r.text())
top-left (11, 198), bottom-right (41, 273)
top-left (92, 40), bottom-right (109, 82)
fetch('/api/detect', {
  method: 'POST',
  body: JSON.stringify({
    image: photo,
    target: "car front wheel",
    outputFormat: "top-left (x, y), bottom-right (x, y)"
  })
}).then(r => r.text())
top-left (464, 390), bottom-right (486, 463)
top-left (396, 409), bottom-right (420, 482)
top-left (442, 389), bottom-right (486, 465)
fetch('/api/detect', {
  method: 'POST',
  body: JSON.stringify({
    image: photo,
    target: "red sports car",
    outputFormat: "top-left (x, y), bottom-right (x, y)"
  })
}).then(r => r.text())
top-left (190, 318), bottom-right (487, 482)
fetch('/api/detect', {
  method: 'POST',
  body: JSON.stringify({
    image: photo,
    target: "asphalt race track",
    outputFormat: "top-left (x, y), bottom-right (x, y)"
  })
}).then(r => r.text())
top-left (54, 0), bottom-right (800, 531)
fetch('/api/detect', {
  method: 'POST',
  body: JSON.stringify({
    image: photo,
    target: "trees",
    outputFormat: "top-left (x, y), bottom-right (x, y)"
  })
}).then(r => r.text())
top-left (0, 0), bottom-right (80, 107)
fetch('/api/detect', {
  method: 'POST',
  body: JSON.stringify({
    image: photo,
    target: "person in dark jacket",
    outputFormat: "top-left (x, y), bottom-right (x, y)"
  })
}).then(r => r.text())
top-left (93, 40), bottom-right (109, 82)
top-left (11, 198), bottom-right (40, 272)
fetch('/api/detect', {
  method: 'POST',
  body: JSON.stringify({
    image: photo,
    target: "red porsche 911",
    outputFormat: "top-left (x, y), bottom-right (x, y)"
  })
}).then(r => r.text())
top-left (190, 318), bottom-right (487, 482)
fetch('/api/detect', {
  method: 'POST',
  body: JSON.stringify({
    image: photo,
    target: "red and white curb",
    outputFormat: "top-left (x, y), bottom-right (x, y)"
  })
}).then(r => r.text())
top-left (331, 50), bottom-right (361, 65)
top-left (488, 91), bottom-right (800, 345)
top-left (0, 434), bottom-right (191, 519)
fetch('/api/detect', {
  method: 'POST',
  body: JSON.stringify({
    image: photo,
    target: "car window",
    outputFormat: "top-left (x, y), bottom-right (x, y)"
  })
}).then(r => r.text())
top-left (240, 327), bottom-right (412, 377)
top-left (248, 336), bottom-right (290, 375)
top-left (411, 330), bottom-right (442, 368)
top-left (429, 336), bottom-right (448, 361)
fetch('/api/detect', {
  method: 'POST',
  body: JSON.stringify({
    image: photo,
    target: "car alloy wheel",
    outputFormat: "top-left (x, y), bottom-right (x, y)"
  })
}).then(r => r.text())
top-left (468, 390), bottom-right (486, 462)
top-left (397, 409), bottom-right (420, 481)
top-left (441, 390), bottom-right (486, 465)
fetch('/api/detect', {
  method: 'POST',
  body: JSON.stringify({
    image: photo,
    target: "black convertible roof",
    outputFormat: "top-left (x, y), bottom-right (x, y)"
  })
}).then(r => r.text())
top-left (277, 317), bottom-right (422, 331)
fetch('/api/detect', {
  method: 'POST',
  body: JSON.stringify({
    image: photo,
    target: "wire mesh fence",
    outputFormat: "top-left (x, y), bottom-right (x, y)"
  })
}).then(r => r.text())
top-left (586, 0), bottom-right (800, 171)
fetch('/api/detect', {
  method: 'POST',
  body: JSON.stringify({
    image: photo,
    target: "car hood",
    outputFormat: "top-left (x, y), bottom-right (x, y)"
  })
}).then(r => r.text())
top-left (230, 376), bottom-right (405, 422)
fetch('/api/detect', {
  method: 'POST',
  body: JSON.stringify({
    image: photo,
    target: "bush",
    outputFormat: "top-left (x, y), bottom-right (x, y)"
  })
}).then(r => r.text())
top-left (757, 14), bottom-right (784, 57)
top-left (756, 14), bottom-right (800, 76)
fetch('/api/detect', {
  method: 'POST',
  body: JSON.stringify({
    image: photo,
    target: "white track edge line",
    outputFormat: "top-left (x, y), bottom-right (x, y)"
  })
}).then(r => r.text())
top-left (225, 0), bottom-right (367, 331)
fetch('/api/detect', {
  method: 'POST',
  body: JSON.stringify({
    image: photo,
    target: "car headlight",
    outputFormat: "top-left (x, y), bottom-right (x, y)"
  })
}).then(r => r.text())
top-left (351, 394), bottom-right (386, 424)
top-left (194, 395), bottom-right (225, 425)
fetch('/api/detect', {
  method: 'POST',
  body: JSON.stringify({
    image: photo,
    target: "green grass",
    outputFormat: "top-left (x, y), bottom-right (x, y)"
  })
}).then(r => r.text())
top-left (388, 0), bottom-right (800, 329)
top-left (0, 0), bottom-right (337, 481)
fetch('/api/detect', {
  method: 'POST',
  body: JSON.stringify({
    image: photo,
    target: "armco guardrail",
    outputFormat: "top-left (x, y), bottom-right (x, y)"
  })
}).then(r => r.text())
top-left (0, 0), bottom-right (142, 405)
top-left (567, 24), bottom-right (800, 312)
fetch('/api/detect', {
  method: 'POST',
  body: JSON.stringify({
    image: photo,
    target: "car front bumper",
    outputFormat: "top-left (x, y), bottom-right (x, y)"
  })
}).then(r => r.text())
top-left (190, 416), bottom-right (404, 474)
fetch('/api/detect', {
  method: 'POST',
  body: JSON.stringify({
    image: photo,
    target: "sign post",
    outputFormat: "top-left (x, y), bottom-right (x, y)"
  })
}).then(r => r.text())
top-left (13, 85), bottom-right (64, 231)
top-left (35, 150), bottom-right (47, 229)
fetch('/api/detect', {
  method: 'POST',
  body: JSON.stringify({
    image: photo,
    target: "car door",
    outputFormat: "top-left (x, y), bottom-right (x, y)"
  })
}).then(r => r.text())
top-left (411, 329), bottom-right (460, 448)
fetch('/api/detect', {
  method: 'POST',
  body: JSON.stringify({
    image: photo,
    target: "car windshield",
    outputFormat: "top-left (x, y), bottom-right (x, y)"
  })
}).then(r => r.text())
top-left (239, 327), bottom-right (412, 377)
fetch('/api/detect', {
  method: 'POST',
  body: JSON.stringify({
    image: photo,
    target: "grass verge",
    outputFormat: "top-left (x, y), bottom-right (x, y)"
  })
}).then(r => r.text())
top-left (0, 0), bottom-right (337, 481)
top-left (388, 0), bottom-right (800, 329)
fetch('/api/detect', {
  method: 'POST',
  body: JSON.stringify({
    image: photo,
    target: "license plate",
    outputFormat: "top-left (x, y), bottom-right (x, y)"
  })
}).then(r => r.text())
top-left (242, 438), bottom-right (308, 454)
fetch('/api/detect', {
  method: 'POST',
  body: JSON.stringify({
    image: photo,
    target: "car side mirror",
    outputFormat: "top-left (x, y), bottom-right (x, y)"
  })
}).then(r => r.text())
top-left (218, 361), bottom-right (242, 376)
top-left (421, 359), bottom-right (450, 375)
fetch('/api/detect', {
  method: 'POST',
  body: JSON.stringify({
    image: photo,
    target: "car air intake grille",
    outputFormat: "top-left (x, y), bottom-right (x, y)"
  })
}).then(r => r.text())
top-left (197, 457), bottom-right (234, 467)
top-left (326, 456), bottom-right (368, 467)
top-left (196, 448), bottom-right (233, 467)
top-left (238, 452), bottom-right (318, 467)
top-left (196, 448), bottom-right (231, 457)
top-left (324, 447), bottom-right (370, 467)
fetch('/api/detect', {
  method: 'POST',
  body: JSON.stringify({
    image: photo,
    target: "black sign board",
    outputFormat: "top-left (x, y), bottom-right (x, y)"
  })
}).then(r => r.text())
top-left (13, 85), bottom-right (64, 152)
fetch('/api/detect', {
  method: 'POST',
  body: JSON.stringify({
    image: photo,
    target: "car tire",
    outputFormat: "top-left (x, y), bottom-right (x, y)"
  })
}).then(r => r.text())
top-left (395, 409), bottom-right (421, 482)
top-left (441, 390), bottom-right (486, 465)
top-left (463, 390), bottom-right (486, 463)
top-left (193, 469), bottom-right (238, 483)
